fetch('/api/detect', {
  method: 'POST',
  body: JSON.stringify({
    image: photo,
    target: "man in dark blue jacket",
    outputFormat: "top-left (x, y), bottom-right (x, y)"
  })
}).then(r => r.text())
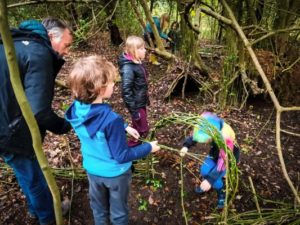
top-left (0, 18), bottom-right (73, 225)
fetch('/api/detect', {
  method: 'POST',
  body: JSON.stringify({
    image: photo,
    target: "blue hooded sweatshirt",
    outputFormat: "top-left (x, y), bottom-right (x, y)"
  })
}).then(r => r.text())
top-left (145, 16), bottom-right (168, 40)
top-left (65, 101), bottom-right (152, 177)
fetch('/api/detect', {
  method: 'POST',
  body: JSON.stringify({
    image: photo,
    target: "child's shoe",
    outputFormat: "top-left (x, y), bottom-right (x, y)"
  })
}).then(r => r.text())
top-left (194, 186), bottom-right (205, 194)
top-left (149, 53), bottom-right (161, 65)
top-left (217, 189), bottom-right (226, 209)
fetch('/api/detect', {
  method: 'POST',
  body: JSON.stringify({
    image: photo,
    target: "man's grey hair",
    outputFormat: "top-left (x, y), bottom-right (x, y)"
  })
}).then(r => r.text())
top-left (42, 17), bottom-right (72, 41)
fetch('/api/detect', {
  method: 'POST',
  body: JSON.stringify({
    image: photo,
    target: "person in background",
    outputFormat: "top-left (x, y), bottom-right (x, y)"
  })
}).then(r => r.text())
top-left (180, 112), bottom-right (240, 209)
top-left (65, 55), bottom-right (160, 225)
top-left (167, 21), bottom-right (181, 54)
top-left (0, 17), bottom-right (73, 225)
top-left (119, 36), bottom-right (150, 146)
top-left (144, 13), bottom-right (173, 65)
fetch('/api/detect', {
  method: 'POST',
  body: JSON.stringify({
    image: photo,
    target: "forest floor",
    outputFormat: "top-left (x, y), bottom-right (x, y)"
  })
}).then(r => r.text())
top-left (0, 33), bottom-right (299, 225)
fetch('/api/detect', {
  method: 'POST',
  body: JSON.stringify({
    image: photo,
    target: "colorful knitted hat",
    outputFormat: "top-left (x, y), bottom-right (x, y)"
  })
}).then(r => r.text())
top-left (193, 112), bottom-right (223, 143)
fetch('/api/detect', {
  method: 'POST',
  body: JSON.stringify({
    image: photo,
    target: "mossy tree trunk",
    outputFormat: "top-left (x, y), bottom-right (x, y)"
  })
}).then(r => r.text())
top-left (273, 0), bottom-right (300, 57)
top-left (218, 27), bottom-right (239, 109)
top-left (217, 0), bottom-right (246, 109)
top-left (177, 0), bottom-right (209, 75)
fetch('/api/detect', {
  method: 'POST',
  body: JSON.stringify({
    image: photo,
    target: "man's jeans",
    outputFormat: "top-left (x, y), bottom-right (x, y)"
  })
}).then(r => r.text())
top-left (2, 153), bottom-right (55, 225)
top-left (88, 169), bottom-right (132, 225)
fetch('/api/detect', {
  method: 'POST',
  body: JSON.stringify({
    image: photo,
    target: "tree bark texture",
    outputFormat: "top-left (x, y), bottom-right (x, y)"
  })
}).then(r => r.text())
top-left (138, 0), bottom-right (165, 51)
top-left (106, 0), bottom-right (123, 45)
top-left (180, 1), bottom-right (209, 75)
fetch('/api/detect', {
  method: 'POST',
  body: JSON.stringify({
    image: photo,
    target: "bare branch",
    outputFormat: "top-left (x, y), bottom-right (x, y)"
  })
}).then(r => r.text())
top-left (8, 0), bottom-right (100, 8)
top-left (281, 129), bottom-right (300, 137)
top-left (251, 26), bottom-right (300, 46)
top-left (200, 6), bottom-right (232, 26)
top-left (281, 56), bottom-right (300, 73)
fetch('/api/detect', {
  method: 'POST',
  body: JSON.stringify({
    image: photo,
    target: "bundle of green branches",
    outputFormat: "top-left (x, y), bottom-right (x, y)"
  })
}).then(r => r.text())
top-left (150, 112), bottom-right (240, 220)
top-left (211, 202), bottom-right (300, 225)
top-left (0, 162), bottom-right (152, 181)
top-left (0, 163), bottom-right (87, 180)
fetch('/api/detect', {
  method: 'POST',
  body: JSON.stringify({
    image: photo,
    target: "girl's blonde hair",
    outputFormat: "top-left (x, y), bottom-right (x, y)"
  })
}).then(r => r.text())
top-left (160, 13), bottom-right (170, 31)
top-left (124, 36), bottom-right (145, 61)
top-left (68, 55), bottom-right (117, 104)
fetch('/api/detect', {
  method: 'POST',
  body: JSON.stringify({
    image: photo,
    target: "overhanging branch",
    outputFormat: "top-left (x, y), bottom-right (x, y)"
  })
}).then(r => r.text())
top-left (8, 0), bottom-right (100, 8)
top-left (251, 26), bottom-right (300, 46)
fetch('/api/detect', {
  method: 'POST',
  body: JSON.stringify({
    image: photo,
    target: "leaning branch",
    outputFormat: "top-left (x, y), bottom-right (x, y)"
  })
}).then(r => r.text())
top-left (251, 26), bottom-right (300, 46)
top-left (281, 129), bottom-right (300, 137)
top-left (184, 2), bottom-right (233, 34)
top-left (8, 0), bottom-right (100, 8)
top-left (138, 0), bottom-right (165, 51)
top-left (0, 1), bottom-right (64, 224)
top-left (129, 0), bottom-right (154, 48)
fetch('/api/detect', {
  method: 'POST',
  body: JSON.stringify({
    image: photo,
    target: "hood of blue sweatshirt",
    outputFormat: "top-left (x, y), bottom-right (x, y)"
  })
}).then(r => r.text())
top-left (65, 101), bottom-right (112, 138)
top-left (19, 20), bottom-right (50, 43)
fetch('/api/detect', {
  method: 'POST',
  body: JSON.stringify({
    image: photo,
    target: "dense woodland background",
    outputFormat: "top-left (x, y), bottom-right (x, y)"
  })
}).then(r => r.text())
top-left (0, 0), bottom-right (299, 224)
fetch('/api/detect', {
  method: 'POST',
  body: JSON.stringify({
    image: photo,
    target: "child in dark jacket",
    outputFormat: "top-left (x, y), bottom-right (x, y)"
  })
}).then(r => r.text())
top-left (168, 21), bottom-right (181, 53)
top-left (180, 112), bottom-right (240, 209)
top-left (119, 36), bottom-right (150, 146)
top-left (65, 55), bottom-right (160, 225)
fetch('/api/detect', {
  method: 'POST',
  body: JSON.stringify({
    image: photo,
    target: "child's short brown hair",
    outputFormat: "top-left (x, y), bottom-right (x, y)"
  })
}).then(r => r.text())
top-left (68, 55), bottom-right (117, 104)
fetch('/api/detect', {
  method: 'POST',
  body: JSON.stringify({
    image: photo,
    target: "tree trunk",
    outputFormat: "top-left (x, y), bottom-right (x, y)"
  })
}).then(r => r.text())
top-left (138, 0), bottom-right (165, 51)
top-left (0, 1), bottom-right (64, 224)
top-left (150, 0), bottom-right (154, 12)
top-left (179, 1), bottom-right (209, 75)
top-left (245, 0), bottom-right (257, 25)
top-left (130, 0), bottom-right (154, 48)
top-left (273, 0), bottom-right (300, 57)
top-left (108, 20), bottom-right (123, 45)
top-left (107, 0), bottom-right (123, 45)
top-left (217, 0), bottom-right (249, 109)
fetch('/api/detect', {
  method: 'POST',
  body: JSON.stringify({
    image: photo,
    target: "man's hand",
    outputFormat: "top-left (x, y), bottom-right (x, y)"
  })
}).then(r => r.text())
top-left (180, 147), bottom-right (188, 157)
top-left (125, 126), bottom-right (140, 140)
top-left (200, 179), bottom-right (212, 192)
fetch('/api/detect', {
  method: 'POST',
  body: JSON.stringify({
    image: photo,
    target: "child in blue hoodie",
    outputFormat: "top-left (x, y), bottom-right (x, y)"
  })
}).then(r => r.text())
top-left (65, 55), bottom-right (160, 225)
